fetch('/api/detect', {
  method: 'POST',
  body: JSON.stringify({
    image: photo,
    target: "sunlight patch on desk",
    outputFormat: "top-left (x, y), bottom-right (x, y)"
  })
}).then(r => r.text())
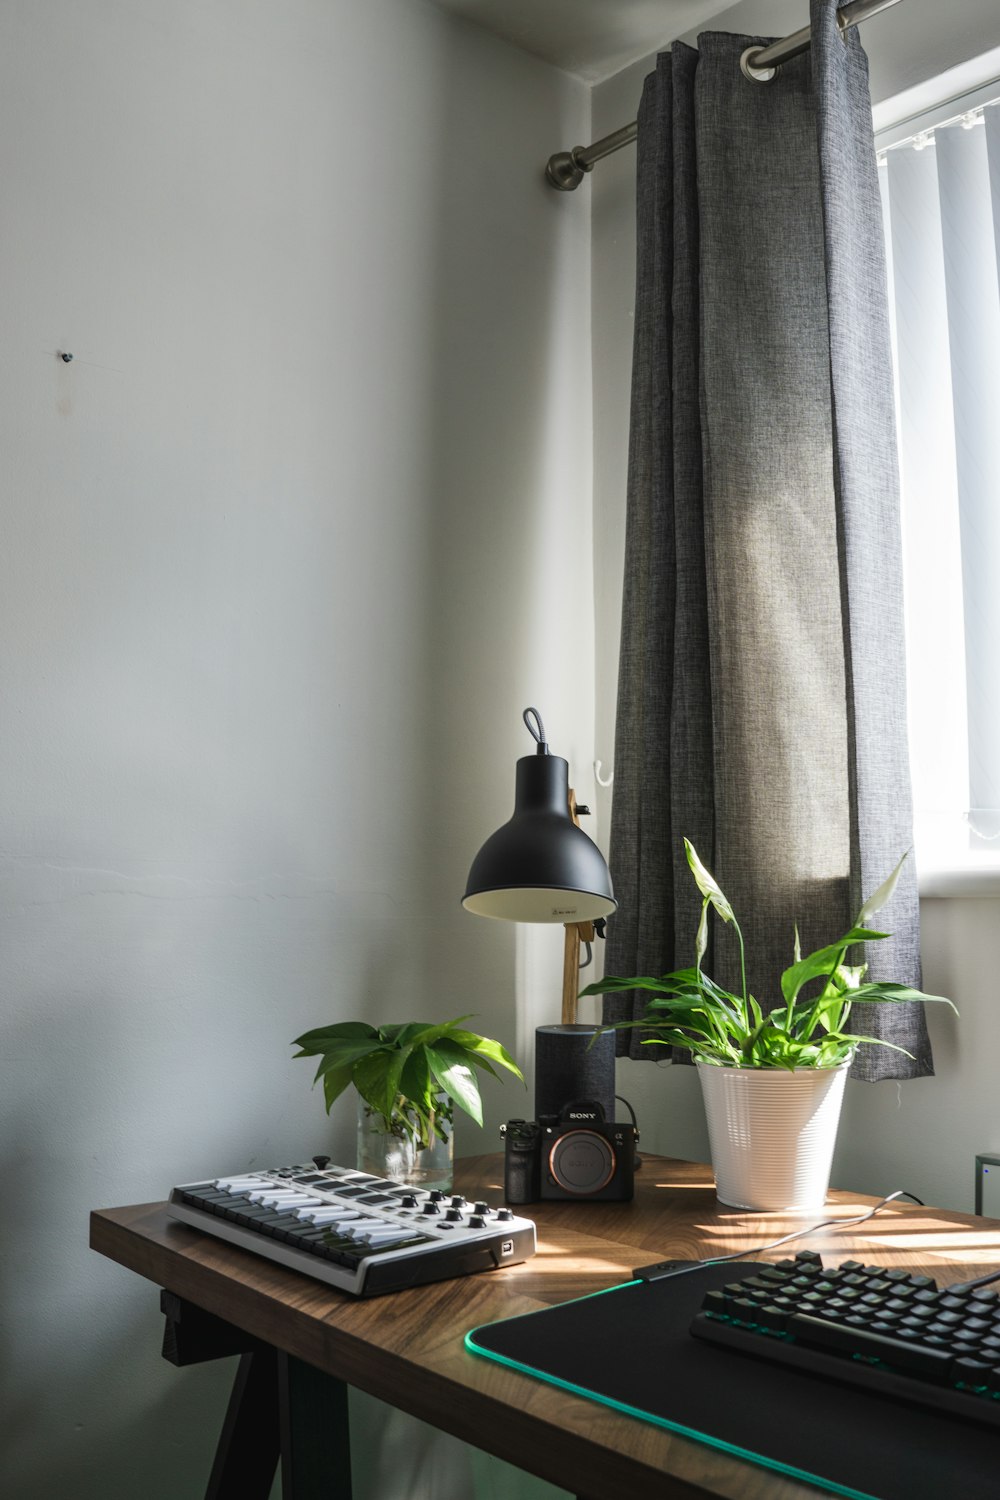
top-left (647, 1179), bottom-right (717, 1190)
top-left (862, 1228), bottom-right (1000, 1262)
top-left (532, 1242), bottom-right (631, 1277)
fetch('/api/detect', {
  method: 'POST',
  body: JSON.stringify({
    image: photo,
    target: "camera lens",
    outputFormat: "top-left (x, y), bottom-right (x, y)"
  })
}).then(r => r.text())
top-left (547, 1129), bottom-right (615, 1194)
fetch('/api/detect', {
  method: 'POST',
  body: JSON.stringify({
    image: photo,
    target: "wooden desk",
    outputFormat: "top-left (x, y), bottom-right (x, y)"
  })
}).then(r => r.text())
top-left (90, 1155), bottom-right (1000, 1500)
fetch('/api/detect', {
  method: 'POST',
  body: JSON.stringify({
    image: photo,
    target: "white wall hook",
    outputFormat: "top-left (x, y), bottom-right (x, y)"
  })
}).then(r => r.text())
top-left (594, 759), bottom-right (614, 787)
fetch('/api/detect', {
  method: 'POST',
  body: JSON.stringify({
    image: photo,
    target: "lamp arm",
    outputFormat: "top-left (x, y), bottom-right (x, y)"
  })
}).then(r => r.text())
top-left (561, 786), bottom-right (597, 1024)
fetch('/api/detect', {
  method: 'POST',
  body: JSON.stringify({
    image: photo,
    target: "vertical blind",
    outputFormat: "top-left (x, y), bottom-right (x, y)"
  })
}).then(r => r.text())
top-left (880, 96), bottom-right (1000, 855)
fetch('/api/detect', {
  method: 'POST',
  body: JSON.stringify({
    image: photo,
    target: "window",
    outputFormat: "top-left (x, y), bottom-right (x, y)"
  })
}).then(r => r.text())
top-left (878, 54), bottom-right (1000, 887)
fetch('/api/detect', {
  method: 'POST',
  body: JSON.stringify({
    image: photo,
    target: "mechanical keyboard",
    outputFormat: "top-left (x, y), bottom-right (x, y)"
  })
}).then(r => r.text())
top-left (167, 1161), bottom-right (536, 1297)
top-left (690, 1249), bottom-right (1000, 1429)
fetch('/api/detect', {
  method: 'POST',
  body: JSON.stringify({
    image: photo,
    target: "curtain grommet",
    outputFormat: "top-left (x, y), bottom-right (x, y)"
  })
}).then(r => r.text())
top-left (740, 46), bottom-right (778, 83)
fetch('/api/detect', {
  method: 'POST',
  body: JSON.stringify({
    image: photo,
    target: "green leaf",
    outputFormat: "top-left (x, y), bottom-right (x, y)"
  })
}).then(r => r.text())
top-left (447, 1030), bottom-right (524, 1081)
top-left (779, 928), bottom-right (889, 1006)
top-left (830, 1030), bottom-right (915, 1060)
top-left (397, 1017), bottom-right (475, 1052)
top-left (849, 982), bottom-right (957, 1012)
top-left (856, 850), bottom-right (910, 926)
top-left (399, 1048), bottom-right (433, 1112)
top-left (683, 839), bottom-right (735, 924)
top-left (425, 1041), bottom-right (483, 1125)
top-left (466, 1055), bottom-right (502, 1083)
top-left (352, 1047), bottom-right (410, 1122)
top-left (292, 1021), bottom-right (378, 1055)
top-left (312, 1041), bottom-right (383, 1083)
top-left (321, 1060), bottom-right (357, 1113)
top-left (581, 971), bottom-right (699, 997)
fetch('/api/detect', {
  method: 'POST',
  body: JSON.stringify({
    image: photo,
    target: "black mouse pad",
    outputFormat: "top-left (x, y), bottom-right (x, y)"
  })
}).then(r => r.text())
top-left (466, 1263), bottom-right (1000, 1500)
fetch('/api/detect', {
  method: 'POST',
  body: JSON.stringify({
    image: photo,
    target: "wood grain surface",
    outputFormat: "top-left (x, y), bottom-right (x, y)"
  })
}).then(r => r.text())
top-left (90, 1155), bottom-right (1000, 1500)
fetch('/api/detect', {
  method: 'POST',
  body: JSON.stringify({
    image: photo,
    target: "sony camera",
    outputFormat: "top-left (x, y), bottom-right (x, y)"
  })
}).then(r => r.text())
top-left (500, 1101), bottom-right (635, 1204)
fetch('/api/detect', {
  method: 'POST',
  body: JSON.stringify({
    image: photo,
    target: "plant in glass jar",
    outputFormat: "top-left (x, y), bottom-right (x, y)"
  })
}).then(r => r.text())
top-left (292, 1018), bottom-right (523, 1190)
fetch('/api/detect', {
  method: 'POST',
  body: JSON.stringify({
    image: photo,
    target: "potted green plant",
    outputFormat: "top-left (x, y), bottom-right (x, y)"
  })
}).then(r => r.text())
top-left (581, 840), bottom-right (955, 1211)
top-left (292, 1017), bottom-right (523, 1191)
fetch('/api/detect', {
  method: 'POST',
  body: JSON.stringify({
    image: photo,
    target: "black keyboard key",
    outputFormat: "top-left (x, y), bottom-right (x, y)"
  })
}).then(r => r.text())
top-left (229, 1207), bottom-right (278, 1226)
top-left (786, 1313), bottom-right (954, 1378)
top-left (756, 1304), bottom-right (788, 1332)
top-left (954, 1357), bottom-right (994, 1386)
top-left (182, 1191), bottom-right (221, 1212)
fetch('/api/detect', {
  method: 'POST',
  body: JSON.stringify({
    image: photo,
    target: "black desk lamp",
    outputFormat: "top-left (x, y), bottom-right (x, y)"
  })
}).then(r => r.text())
top-left (463, 707), bottom-right (618, 1120)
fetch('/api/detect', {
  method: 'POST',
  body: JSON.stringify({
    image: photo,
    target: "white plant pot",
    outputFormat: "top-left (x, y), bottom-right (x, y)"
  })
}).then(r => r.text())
top-left (696, 1060), bottom-right (850, 1212)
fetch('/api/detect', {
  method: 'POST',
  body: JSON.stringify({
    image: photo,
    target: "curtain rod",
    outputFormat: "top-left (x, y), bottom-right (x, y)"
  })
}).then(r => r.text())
top-left (545, 0), bottom-right (904, 190)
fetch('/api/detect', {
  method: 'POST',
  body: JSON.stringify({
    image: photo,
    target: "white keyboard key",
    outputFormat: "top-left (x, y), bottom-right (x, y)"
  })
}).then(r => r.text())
top-left (301, 1209), bottom-right (363, 1225)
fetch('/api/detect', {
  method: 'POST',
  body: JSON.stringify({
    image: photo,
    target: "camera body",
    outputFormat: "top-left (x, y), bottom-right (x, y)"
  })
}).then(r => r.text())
top-left (500, 1101), bottom-right (635, 1204)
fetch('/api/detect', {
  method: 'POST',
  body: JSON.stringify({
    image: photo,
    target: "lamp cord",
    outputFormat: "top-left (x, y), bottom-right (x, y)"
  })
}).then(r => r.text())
top-left (633, 1190), bottom-right (925, 1282)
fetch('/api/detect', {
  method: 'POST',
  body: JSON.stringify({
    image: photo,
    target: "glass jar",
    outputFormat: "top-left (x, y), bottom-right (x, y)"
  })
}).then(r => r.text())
top-left (356, 1096), bottom-right (454, 1192)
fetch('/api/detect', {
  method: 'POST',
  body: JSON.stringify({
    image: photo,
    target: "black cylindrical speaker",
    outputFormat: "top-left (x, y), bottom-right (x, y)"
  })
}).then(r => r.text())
top-left (534, 1024), bottom-right (616, 1123)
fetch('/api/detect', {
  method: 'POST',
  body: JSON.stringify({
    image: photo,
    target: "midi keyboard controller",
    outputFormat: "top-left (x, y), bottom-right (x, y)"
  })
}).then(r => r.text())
top-left (167, 1160), bottom-right (536, 1297)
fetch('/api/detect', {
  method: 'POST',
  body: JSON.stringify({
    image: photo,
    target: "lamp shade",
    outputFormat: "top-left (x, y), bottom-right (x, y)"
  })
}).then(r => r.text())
top-left (462, 750), bottom-right (617, 923)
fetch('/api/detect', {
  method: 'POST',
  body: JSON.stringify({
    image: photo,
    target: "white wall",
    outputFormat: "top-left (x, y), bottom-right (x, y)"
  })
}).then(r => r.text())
top-left (588, 2), bottom-right (1000, 1204)
top-left (0, 2), bottom-right (590, 1496)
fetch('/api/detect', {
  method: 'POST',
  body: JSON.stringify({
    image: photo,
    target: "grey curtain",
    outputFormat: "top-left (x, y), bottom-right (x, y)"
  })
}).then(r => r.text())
top-left (604, 0), bottom-right (932, 1081)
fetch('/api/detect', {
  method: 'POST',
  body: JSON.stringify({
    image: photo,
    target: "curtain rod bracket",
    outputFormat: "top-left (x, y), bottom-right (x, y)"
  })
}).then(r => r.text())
top-left (545, 149), bottom-right (593, 191)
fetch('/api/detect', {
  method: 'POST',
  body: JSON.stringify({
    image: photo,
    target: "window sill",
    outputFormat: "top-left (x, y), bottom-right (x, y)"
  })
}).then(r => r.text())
top-left (918, 864), bottom-right (1000, 899)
